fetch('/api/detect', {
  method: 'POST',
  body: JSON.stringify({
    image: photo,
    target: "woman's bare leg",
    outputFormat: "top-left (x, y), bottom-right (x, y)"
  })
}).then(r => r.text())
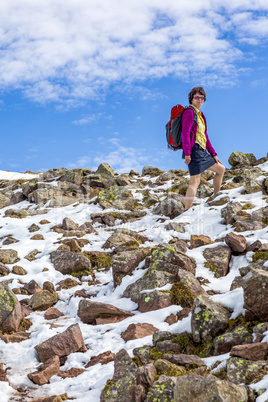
top-left (184, 174), bottom-right (201, 210)
top-left (208, 163), bottom-right (225, 194)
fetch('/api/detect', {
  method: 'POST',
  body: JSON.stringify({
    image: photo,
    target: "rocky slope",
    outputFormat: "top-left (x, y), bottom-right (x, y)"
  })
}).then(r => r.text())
top-left (0, 151), bottom-right (267, 401)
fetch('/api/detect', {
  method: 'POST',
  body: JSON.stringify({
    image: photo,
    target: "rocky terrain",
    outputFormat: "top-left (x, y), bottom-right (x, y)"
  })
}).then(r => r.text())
top-left (0, 151), bottom-right (268, 401)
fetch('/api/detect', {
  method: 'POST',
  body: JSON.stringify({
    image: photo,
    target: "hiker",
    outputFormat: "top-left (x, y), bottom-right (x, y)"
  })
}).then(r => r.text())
top-left (181, 86), bottom-right (225, 210)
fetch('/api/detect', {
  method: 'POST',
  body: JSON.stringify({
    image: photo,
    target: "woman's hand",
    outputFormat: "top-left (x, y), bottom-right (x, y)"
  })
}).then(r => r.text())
top-left (184, 155), bottom-right (191, 165)
top-left (214, 156), bottom-right (223, 165)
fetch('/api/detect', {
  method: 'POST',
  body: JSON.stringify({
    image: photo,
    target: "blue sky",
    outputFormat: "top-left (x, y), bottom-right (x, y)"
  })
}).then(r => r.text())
top-left (0, 0), bottom-right (267, 174)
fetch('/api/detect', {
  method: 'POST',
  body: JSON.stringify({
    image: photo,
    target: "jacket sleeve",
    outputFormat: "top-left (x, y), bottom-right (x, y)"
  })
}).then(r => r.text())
top-left (202, 113), bottom-right (217, 156)
top-left (181, 109), bottom-right (194, 156)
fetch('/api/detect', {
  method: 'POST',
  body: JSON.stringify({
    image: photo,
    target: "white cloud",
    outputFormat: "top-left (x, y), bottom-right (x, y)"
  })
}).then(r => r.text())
top-left (0, 0), bottom-right (267, 104)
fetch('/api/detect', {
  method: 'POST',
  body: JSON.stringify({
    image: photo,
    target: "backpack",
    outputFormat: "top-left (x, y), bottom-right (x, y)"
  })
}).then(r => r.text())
top-left (166, 105), bottom-right (197, 151)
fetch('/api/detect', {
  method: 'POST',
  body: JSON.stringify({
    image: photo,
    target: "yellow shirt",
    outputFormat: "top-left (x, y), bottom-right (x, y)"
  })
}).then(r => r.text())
top-left (191, 105), bottom-right (207, 150)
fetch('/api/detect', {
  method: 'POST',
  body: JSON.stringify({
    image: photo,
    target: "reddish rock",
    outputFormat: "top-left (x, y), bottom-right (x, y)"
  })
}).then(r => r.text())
top-left (112, 248), bottom-right (150, 287)
top-left (121, 323), bottom-right (159, 342)
top-left (138, 290), bottom-right (173, 313)
top-left (86, 350), bottom-right (115, 368)
top-left (77, 299), bottom-right (133, 325)
top-left (58, 368), bottom-right (86, 378)
top-left (230, 342), bottom-right (268, 361)
top-left (44, 308), bottom-right (63, 320)
top-left (74, 289), bottom-right (96, 299)
top-left (28, 356), bottom-right (60, 385)
top-left (190, 235), bottom-right (213, 248)
top-left (247, 240), bottom-right (262, 252)
top-left (35, 323), bottom-right (87, 363)
top-left (225, 232), bottom-right (247, 253)
top-left (165, 314), bottom-right (178, 325)
top-left (163, 353), bottom-right (205, 368)
top-left (22, 280), bottom-right (42, 295)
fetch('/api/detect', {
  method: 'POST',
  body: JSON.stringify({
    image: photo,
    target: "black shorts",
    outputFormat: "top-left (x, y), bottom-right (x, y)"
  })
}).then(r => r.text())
top-left (188, 143), bottom-right (216, 176)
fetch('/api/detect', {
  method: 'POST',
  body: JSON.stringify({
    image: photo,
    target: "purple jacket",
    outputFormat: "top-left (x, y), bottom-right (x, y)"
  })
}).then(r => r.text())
top-left (181, 108), bottom-right (217, 157)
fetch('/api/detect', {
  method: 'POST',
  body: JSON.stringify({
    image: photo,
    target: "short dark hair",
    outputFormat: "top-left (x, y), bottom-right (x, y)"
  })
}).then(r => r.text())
top-left (188, 87), bottom-right (206, 104)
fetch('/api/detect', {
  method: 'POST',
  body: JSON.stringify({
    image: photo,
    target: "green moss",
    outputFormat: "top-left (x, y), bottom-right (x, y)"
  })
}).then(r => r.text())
top-left (172, 333), bottom-right (214, 358)
top-left (71, 269), bottom-right (91, 278)
top-left (252, 251), bottom-right (268, 262)
top-left (149, 348), bottom-right (164, 360)
top-left (170, 282), bottom-right (194, 308)
top-left (132, 356), bottom-right (143, 367)
top-left (242, 202), bottom-right (255, 210)
top-left (204, 261), bottom-right (221, 278)
top-left (103, 379), bottom-right (115, 392)
top-left (83, 252), bottom-right (112, 270)
top-left (18, 318), bottom-right (32, 332)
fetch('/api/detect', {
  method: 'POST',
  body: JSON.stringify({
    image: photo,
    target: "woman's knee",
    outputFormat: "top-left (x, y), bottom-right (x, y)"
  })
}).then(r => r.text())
top-left (190, 175), bottom-right (201, 187)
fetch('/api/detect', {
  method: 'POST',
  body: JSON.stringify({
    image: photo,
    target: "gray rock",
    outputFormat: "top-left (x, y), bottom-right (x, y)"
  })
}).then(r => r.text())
top-left (243, 268), bottom-right (268, 321)
top-left (112, 248), bottom-right (151, 287)
top-left (145, 375), bottom-right (176, 402)
top-left (50, 250), bottom-right (91, 275)
top-left (227, 357), bottom-right (268, 385)
top-left (228, 151), bottom-right (256, 167)
top-left (191, 295), bottom-right (231, 342)
top-left (221, 201), bottom-right (243, 224)
top-left (203, 245), bottom-right (231, 277)
top-left (0, 249), bottom-right (19, 264)
top-left (174, 374), bottom-right (247, 402)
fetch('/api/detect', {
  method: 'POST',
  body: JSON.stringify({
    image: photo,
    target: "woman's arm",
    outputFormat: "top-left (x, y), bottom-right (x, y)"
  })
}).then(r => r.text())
top-left (181, 109), bottom-right (195, 156)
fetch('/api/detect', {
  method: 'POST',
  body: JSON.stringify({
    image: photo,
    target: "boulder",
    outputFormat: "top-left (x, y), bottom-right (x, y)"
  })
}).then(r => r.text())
top-left (230, 342), bottom-right (268, 361)
top-left (86, 350), bottom-right (115, 368)
top-left (142, 165), bottom-right (164, 176)
top-left (58, 368), bottom-right (86, 379)
top-left (227, 356), bottom-right (268, 385)
top-left (29, 288), bottom-right (58, 311)
top-left (0, 263), bottom-right (9, 277)
top-left (123, 270), bottom-right (175, 303)
top-left (165, 222), bottom-right (188, 233)
top-left (243, 268), bottom-right (268, 321)
top-left (190, 235), bottom-right (213, 248)
top-left (149, 243), bottom-right (196, 275)
top-left (228, 151), bottom-right (256, 167)
top-left (252, 205), bottom-right (268, 224)
top-left (44, 308), bottom-right (63, 320)
top-left (225, 232), bottom-right (247, 253)
top-left (0, 249), bottom-right (19, 264)
top-left (35, 323), bottom-right (87, 363)
top-left (191, 295), bottom-right (231, 342)
top-left (153, 197), bottom-right (184, 219)
top-left (214, 326), bottom-right (253, 355)
top-left (100, 349), bottom-right (140, 402)
top-left (0, 284), bottom-right (23, 332)
top-left (233, 220), bottom-right (266, 232)
top-left (98, 187), bottom-right (139, 210)
top-left (121, 323), bottom-right (158, 342)
top-left (203, 245), bottom-right (231, 277)
top-left (0, 193), bottom-right (10, 209)
top-left (174, 374), bottom-right (247, 402)
top-left (145, 375), bottom-right (176, 402)
top-left (138, 290), bottom-right (173, 312)
top-left (50, 250), bottom-right (91, 275)
top-left (77, 299), bottom-right (133, 325)
top-left (103, 228), bottom-right (148, 252)
top-left (163, 353), bottom-right (205, 368)
top-left (96, 163), bottom-right (114, 178)
top-left (28, 355), bottom-right (60, 385)
top-left (221, 202), bottom-right (243, 224)
top-left (112, 248), bottom-right (151, 287)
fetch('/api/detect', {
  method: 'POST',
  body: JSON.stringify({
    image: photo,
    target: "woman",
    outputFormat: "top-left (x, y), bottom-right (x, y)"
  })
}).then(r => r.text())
top-left (181, 86), bottom-right (225, 210)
